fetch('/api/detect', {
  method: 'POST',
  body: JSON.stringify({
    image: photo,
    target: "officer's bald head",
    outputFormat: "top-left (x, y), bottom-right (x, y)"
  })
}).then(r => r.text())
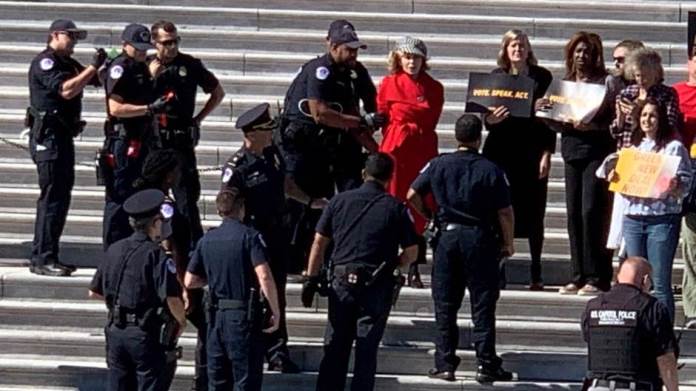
top-left (617, 256), bottom-right (652, 289)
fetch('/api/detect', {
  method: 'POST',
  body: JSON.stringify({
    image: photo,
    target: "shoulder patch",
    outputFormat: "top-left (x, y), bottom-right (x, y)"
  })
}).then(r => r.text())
top-left (40, 58), bottom-right (54, 71)
top-left (166, 258), bottom-right (177, 274)
top-left (315, 66), bottom-right (330, 80)
top-left (222, 167), bottom-right (233, 183)
top-left (419, 162), bottom-right (431, 174)
top-left (109, 65), bottom-right (124, 80)
top-left (160, 203), bottom-right (174, 219)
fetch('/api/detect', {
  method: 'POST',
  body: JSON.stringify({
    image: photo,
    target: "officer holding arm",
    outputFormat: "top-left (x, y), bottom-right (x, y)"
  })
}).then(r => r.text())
top-left (88, 189), bottom-right (186, 391)
top-left (184, 189), bottom-right (280, 391)
top-left (101, 24), bottom-right (170, 249)
top-left (148, 20), bottom-right (225, 243)
top-left (221, 103), bottom-right (312, 372)
top-left (302, 152), bottom-right (419, 391)
top-left (581, 256), bottom-right (679, 391)
top-left (407, 114), bottom-right (515, 383)
top-left (278, 21), bottom-right (384, 273)
top-left (28, 19), bottom-right (106, 276)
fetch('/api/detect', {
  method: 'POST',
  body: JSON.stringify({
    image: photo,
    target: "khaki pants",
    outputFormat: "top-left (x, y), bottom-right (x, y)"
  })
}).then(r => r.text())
top-left (682, 213), bottom-right (696, 319)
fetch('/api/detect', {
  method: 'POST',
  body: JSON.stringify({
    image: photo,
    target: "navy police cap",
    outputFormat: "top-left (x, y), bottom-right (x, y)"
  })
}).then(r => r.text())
top-left (235, 103), bottom-right (276, 132)
top-left (327, 19), bottom-right (366, 49)
top-left (49, 19), bottom-right (87, 40)
top-left (123, 189), bottom-right (165, 218)
top-left (121, 23), bottom-right (153, 51)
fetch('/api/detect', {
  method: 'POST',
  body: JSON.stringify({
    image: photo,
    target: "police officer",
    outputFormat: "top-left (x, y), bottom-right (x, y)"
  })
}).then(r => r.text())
top-left (149, 20), bottom-right (225, 244)
top-left (221, 103), bottom-right (313, 372)
top-left (101, 23), bottom-right (169, 249)
top-left (407, 114), bottom-right (514, 383)
top-left (278, 21), bottom-right (385, 273)
top-left (89, 189), bottom-right (187, 391)
top-left (323, 19), bottom-right (378, 192)
top-left (184, 189), bottom-right (281, 391)
top-left (302, 152), bottom-right (419, 391)
top-left (581, 256), bottom-right (679, 391)
top-left (27, 19), bottom-right (105, 276)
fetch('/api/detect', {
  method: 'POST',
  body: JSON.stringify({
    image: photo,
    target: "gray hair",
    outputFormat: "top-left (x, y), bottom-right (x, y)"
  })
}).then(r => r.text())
top-left (625, 48), bottom-right (664, 83)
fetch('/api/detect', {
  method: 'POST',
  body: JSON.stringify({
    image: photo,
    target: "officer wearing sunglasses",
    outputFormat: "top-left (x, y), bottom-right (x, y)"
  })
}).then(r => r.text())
top-left (27, 19), bottom-right (106, 276)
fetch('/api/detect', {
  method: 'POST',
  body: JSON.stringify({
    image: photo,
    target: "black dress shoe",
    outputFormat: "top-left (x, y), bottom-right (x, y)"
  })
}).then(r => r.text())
top-left (30, 265), bottom-right (70, 277)
top-left (267, 358), bottom-right (301, 373)
top-left (54, 262), bottom-right (76, 273)
top-left (476, 365), bottom-right (513, 383)
top-left (427, 368), bottom-right (455, 381)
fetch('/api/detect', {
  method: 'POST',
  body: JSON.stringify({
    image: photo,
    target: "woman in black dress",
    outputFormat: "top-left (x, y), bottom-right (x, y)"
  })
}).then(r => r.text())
top-left (483, 29), bottom-right (555, 290)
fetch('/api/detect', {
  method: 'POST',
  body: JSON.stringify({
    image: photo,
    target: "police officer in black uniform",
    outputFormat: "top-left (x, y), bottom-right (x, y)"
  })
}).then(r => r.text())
top-left (148, 20), bottom-right (225, 244)
top-left (27, 19), bottom-right (105, 276)
top-left (278, 22), bottom-right (385, 273)
top-left (302, 152), bottom-right (419, 391)
top-left (184, 189), bottom-right (281, 391)
top-left (581, 256), bottom-right (679, 391)
top-left (407, 114), bottom-right (515, 383)
top-left (89, 189), bottom-right (187, 391)
top-left (221, 103), bottom-right (312, 372)
top-left (323, 19), bottom-right (378, 192)
top-left (101, 23), bottom-right (170, 249)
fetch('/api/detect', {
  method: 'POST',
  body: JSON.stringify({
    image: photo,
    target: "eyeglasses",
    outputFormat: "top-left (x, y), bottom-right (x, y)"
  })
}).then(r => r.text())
top-left (156, 36), bottom-right (181, 47)
top-left (613, 56), bottom-right (625, 64)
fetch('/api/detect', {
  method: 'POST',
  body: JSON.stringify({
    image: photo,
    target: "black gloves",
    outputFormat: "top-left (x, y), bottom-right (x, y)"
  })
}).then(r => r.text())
top-left (301, 275), bottom-right (321, 308)
top-left (147, 96), bottom-right (169, 115)
top-left (91, 48), bottom-right (107, 69)
top-left (360, 112), bottom-right (387, 129)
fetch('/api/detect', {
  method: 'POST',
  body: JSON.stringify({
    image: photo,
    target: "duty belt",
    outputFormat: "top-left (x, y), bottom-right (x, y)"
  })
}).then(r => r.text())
top-left (212, 299), bottom-right (246, 311)
top-left (590, 379), bottom-right (654, 391)
top-left (442, 222), bottom-right (479, 231)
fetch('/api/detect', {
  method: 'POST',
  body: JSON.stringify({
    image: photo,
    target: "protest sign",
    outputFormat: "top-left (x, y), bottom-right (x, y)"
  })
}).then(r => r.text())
top-left (609, 148), bottom-right (681, 199)
top-left (535, 80), bottom-right (606, 123)
top-left (465, 72), bottom-right (535, 118)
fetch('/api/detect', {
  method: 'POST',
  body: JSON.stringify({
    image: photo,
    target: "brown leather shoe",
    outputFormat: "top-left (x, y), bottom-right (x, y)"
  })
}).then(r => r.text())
top-left (559, 282), bottom-right (579, 295)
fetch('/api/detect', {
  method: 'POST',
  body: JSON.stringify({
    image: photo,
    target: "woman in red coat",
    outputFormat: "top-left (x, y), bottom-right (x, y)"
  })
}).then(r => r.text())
top-left (378, 36), bottom-right (444, 287)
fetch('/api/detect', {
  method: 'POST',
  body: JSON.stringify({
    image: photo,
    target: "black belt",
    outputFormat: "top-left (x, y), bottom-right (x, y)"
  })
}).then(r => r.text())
top-left (591, 379), bottom-right (654, 391)
top-left (213, 299), bottom-right (246, 311)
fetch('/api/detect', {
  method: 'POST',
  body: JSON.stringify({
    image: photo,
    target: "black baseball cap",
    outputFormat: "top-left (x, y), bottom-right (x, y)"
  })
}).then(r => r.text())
top-left (121, 23), bottom-right (153, 51)
top-left (327, 19), bottom-right (366, 49)
top-left (49, 19), bottom-right (87, 40)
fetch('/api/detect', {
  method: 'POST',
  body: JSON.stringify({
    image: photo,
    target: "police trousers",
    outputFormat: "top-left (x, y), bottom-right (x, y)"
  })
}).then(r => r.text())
top-left (187, 288), bottom-right (208, 390)
top-left (207, 309), bottom-right (264, 391)
top-left (262, 227), bottom-right (291, 363)
top-left (106, 324), bottom-right (168, 391)
top-left (315, 277), bottom-right (393, 391)
top-left (31, 140), bottom-right (75, 266)
top-left (103, 200), bottom-right (133, 250)
top-left (171, 148), bottom-right (203, 243)
top-left (432, 226), bottom-right (502, 372)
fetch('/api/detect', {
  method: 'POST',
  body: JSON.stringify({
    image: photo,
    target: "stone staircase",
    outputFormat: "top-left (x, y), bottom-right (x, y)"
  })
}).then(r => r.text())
top-left (0, 0), bottom-right (695, 389)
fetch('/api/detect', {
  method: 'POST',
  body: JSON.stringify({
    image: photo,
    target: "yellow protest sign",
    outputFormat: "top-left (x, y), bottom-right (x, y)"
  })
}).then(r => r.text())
top-left (609, 148), bottom-right (681, 198)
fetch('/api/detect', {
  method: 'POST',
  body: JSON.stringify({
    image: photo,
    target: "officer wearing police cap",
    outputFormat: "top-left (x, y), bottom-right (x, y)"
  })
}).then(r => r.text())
top-left (89, 188), bottom-right (186, 391)
top-left (324, 19), bottom-right (379, 192)
top-left (27, 19), bottom-right (106, 276)
top-left (278, 19), bottom-right (385, 274)
top-left (581, 257), bottom-right (679, 391)
top-left (101, 23), bottom-right (171, 249)
top-left (222, 103), bottom-right (321, 372)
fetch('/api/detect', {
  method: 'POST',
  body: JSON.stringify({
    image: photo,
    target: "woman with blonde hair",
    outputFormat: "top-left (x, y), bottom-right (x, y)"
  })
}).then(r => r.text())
top-left (378, 36), bottom-right (444, 288)
top-left (483, 29), bottom-right (555, 290)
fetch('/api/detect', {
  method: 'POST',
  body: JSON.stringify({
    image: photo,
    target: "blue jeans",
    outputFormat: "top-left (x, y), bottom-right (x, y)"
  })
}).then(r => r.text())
top-left (623, 214), bottom-right (681, 321)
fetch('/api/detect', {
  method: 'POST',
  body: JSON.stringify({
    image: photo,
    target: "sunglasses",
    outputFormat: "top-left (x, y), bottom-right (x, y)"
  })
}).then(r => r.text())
top-left (613, 56), bottom-right (625, 64)
top-left (156, 36), bottom-right (181, 47)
